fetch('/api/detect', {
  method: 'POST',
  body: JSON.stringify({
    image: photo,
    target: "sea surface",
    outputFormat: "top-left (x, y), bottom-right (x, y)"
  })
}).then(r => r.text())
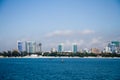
top-left (0, 58), bottom-right (120, 80)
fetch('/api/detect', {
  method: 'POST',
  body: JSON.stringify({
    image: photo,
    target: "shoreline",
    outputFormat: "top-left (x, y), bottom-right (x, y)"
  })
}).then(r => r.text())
top-left (0, 56), bottom-right (120, 59)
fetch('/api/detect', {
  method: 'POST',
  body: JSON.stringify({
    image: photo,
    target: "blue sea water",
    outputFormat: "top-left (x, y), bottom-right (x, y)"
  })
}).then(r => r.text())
top-left (0, 58), bottom-right (120, 80)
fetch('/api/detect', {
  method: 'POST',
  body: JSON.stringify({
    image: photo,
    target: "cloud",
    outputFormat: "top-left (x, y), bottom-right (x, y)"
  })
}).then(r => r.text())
top-left (45, 30), bottom-right (73, 37)
top-left (81, 29), bottom-right (95, 34)
top-left (45, 29), bottom-right (95, 38)
top-left (43, 29), bottom-right (103, 51)
top-left (91, 37), bottom-right (102, 44)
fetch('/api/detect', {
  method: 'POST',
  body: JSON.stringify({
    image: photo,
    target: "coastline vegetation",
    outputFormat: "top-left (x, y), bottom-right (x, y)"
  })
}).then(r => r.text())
top-left (0, 50), bottom-right (120, 57)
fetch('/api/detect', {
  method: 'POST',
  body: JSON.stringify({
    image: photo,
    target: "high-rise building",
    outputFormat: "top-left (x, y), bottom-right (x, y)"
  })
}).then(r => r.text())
top-left (17, 41), bottom-right (23, 52)
top-left (111, 41), bottom-right (120, 47)
top-left (105, 41), bottom-right (120, 53)
top-left (111, 41), bottom-right (120, 53)
top-left (58, 43), bottom-right (64, 53)
top-left (38, 43), bottom-right (42, 53)
top-left (72, 43), bottom-right (77, 53)
top-left (108, 43), bottom-right (116, 53)
top-left (104, 46), bottom-right (111, 53)
top-left (25, 41), bottom-right (36, 53)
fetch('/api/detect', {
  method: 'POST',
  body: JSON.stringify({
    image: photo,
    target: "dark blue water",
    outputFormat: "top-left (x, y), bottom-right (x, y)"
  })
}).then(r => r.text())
top-left (0, 58), bottom-right (120, 80)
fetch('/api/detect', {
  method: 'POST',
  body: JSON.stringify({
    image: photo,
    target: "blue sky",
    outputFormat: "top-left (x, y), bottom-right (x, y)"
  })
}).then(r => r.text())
top-left (0, 0), bottom-right (120, 51)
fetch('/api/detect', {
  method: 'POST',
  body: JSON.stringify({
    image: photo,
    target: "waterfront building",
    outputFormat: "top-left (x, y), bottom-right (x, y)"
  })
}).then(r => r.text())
top-left (104, 41), bottom-right (120, 53)
top-left (108, 43), bottom-right (116, 53)
top-left (58, 43), bottom-right (64, 53)
top-left (104, 46), bottom-right (111, 53)
top-left (51, 48), bottom-right (57, 53)
top-left (111, 41), bottom-right (120, 47)
top-left (83, 48), bottom-right (89, 53)
top-left (72, 43), bottom-right (77, 53)
top-left (91, 48), bottom-right (100, 54)
top-left (38, 43), bottom-right (42, 53)
top-left (17, 41), bottom-right (23, 52)
top-left (25, 41), bottom-right (36, 53)
top-left (111, 41), bottom-right (120, 53)
top-left (79, 49), bottom-right (84, 53)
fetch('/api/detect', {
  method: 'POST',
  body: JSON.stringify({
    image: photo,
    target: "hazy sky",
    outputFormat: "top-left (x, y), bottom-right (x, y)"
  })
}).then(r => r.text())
top-left (0, 0), bottom-right (120, 51)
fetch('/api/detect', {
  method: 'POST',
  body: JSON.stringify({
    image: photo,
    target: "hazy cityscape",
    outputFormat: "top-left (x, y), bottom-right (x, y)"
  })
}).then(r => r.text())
top-left (0, 0), bottom-right (120, 80)
top-left (15, 40), bottom-right (120, 54)
top-left (0, 40), bottom-right (120, 57)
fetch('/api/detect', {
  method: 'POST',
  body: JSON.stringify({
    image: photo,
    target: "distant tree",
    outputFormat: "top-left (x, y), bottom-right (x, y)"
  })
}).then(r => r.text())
top-left (3, 51), bottom-right (8, 57)
top-left (20, 51), bottom-right (27, 57)
top-left (36, 52), bottom-right (42, 56)
top-left (12, 50), bottom-right (20, 57)
top-left (49, 52), bottom-right (57, 56)
top-left (68, 53), bottom-right (74, 57)
top-left (43, 52), bottom-right (49, 56)
top-left (0, 52), bottom-right (3, 56)
top-left (88, 53), bottom-right (97, 57)
top-left (8, 51), bottom-right (12, 57)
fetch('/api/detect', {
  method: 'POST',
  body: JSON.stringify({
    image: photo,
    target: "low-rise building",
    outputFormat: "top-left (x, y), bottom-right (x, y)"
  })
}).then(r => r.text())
top-left (91, 48), bottom-right (100, 54)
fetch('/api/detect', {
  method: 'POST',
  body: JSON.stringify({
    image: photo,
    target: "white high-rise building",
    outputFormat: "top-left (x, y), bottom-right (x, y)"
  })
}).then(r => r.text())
top-left (105, 46), bottom-right (111, 53)
top-left (25, 41), bottom-right (36, 53)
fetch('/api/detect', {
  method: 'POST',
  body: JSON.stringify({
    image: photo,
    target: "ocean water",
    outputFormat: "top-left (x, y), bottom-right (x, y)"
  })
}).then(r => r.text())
top-left (0, 58), bottom-right (120, 80)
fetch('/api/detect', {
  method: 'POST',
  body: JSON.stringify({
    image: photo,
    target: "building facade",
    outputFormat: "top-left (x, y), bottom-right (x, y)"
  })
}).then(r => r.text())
top-left (104, 46), bottom-right (111, 53)
top-left (72, 43), bottom-right (77, 53)
top-left (51, 48), bottom-right (56, 53)
top-left (17, 41), bottom-right (23, 52)
top-left (106, 41), bottom-right (120, 53)
top-left (25, 41), bottom-right (36, 53)
top-left (58, 43), bottom-right (64, 53)
top-left (111, 41), bottom-right (120, 53)
top-left (91, 48), bottom-right (100, 54)
top-left (108, 43), bottom-right (116, 53)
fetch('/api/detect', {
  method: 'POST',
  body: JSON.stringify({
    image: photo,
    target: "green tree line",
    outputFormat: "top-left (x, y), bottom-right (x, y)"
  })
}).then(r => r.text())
top-left (0, 51), bottom-right (120, 57)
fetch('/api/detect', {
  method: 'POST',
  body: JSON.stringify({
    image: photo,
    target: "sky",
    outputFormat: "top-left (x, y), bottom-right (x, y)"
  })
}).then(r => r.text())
top-left (0, 0), bottom-right (120, 52)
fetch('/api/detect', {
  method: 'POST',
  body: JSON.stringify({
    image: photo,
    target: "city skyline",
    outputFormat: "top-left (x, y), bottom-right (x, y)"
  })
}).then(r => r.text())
top-left (16, 40), bottom-right (120, 54)
top-left (0, 0), bottom-right (120, 51)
